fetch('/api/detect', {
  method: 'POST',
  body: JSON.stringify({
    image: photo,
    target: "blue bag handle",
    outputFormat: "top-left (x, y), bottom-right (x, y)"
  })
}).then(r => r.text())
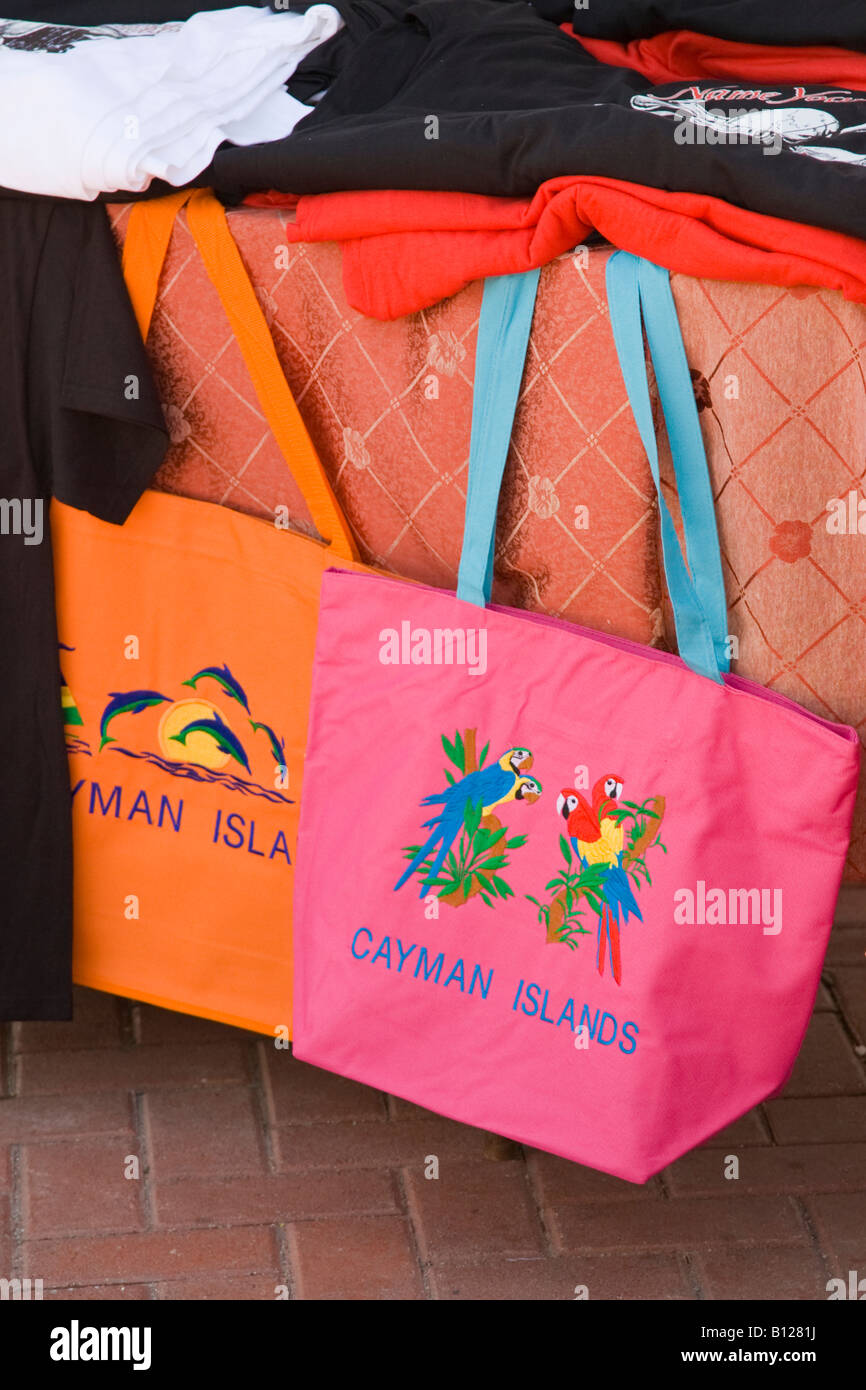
top-left (606, 252), bottom-right (729, 681)
top-left (457, 255), bottom-right (728, 684)
top-left (637, 257), bottom-right (729, 668)
top-left (456, 269), bottom-right (540, 607)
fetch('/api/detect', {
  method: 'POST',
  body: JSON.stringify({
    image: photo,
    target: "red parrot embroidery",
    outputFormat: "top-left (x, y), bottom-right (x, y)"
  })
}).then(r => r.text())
top-left (556, 774), bottom-right (643, 986)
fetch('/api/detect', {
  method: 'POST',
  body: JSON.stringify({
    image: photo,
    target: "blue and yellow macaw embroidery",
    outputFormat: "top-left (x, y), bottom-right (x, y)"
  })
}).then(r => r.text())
top-left (396, 746), bottom-right (536, 897)
top-left (396, 733), bottom-right (541, 906)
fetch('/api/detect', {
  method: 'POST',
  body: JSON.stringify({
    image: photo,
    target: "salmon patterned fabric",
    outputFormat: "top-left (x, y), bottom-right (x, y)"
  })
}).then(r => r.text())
top-left (667, 275), bottom-right (866, 879)
top-left (107, 205), bottom-right (866, 879)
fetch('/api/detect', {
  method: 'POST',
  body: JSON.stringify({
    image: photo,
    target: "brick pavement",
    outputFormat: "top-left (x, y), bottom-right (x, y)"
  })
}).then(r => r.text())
top-left (1, 890), bottom-right (864, 1301)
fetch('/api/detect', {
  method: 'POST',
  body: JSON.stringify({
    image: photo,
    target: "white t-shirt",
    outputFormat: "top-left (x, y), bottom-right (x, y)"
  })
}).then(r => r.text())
top-left (0, 5), bottom-right (342, 199)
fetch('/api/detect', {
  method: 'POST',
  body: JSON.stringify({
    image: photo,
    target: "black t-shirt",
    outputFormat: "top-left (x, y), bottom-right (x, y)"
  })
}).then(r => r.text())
top-left (547, 1), bottom-right (866, 50)
top-left (1, 198), bottom-right (166, 1020)
top-left (208, 0), bottom-right (866, 246)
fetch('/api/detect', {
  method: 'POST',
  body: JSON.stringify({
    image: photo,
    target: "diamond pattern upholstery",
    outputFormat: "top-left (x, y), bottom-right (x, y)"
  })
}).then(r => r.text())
top-left (107, 205), bottom-right (866, 879)
top-left (668, 276), bottom-right (866, 879)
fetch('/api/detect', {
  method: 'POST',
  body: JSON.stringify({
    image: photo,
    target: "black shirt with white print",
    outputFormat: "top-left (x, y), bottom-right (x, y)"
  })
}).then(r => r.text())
top-left (534, 0), bottom-right (866, 49)
top-left (0, 199), bottom-right (166, 1020)
top-left (205, 0), bottom-right (866, 242)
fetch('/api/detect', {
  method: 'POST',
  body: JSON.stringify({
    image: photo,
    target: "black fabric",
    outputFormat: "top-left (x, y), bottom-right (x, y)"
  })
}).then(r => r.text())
top-left (281, 0), bottom-right (407, 102)
top-left (527, 0), bottom-right (572, 19)
top-left (0, 1), bottom-right (259, 21)
top-left (562, 1), bottom-right (866, 50)
top-left (204, 0), bottom-right (866, 244)
top-left (0, 198), bottom-right (167, 1020)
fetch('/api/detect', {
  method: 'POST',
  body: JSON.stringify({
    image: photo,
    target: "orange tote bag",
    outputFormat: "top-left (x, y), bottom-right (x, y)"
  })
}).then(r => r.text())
top-left (52, 189), bottom-right (367, 1034)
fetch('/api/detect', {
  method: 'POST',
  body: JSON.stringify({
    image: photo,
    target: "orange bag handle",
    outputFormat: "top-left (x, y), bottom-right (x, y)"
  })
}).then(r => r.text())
top-left (122, 188), bottom-right (359, 563)
top-left (121, 189), bottom-right (194, 339)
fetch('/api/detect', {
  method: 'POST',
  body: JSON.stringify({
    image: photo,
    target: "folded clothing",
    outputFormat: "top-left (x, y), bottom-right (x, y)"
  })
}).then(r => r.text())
top-left (0, 1), bottom-right (267, 19)
top-left (246, 177), bottom-right (866, 320)
top-left (0, 197), bottom-right (167, 1020)
top-left (209, 0), bottom-right (866, 247)
top-left (568, 28), bottom-right (866, 90)
top-left (542, 0), bottom-right (866, 49)
top-left (0, 4), bottom-right (342, 198)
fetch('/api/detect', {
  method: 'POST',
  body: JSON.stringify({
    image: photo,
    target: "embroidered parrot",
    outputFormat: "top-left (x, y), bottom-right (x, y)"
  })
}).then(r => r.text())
top-left (395, 747), bottom-right (536, 898)
top-left (513, 775), bottom-right (542, 805)
top-left (557, 774), bottom-right (642, 986)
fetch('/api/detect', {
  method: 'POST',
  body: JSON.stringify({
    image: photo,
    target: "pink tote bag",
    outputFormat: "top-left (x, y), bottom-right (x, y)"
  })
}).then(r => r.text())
top-left (292, 256), bottom-right (859, 1182)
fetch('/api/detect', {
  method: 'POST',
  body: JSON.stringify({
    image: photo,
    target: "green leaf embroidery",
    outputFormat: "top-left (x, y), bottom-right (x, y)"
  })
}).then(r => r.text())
top-left (454, 729), bottom-right (465, 772)
top-left (464, 798), bottom-right (483, 841)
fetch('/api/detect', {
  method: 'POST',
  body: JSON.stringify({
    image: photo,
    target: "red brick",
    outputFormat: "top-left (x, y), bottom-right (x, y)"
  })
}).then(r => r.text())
top-left (46, 1284), bottom-right (153, 1300)
top-left (0, 1146), bottom-right (11, 1193)
top-left (483, 1134), bottom-right (523, 1161)
top-left (133, 1004), bottom-right (248, 1047)
top-left (806, 1192), bottom-right (866, 1267)
top-left (550, 1195), bottom-right (806, 1254)
top-left (262, 1049), bottom-right (385, 1126)
top-left (142, 1087), bottom-right (266, 1180)
top-left (12, 989), bottom-right (123, 1054)
top-left (0, 1195), bottom-right (11, 1273)
top-left (275, 1116), bottom-right (487, 1171)
top-left (0, 1093), bottom-right (134, 1143)
top-left (833, 967), bottom-right (866, 1041)
top-left (21, 1137), bottom-right (145, 1239)
top-left (289, 1216), bottom-right (423, 1300)
top-left (153, 1170), bottom-right (397, 1228)
top-left (826, 923), bottom-right (866, 964)
top-left (692, 1244), bottom-right (829, 1300)
top-left (833, 887), bottom-right (866, 927)
top-left (16, 1043), bottom-right (250, 1095)
top-left (22, 1225), bottom-right (280, 1287)
top-left (781, 1014), bottom-right (865, 1096)
top-left (665, 1143), bottom-right (866, 1197)
top-left (526, 1148), bottom-right (663, 1205)
top-left (814, 982), bottom-right (836, 1012)
top-left (155, 1275), bottom-right (281, 1300)
top-left (405, 1160), bottom-right (544, 1262)
top-left (388, 1096), bottom-right (447, 1121)
top-left (0, 1024), bottom-right (11, 1099)
top-left (699, 1110), bottom-right (771, 1147)
top-left (765, 1096), bottom-right (866, 1144)
top-left (429, 1252), bottom-right (691, 1301)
